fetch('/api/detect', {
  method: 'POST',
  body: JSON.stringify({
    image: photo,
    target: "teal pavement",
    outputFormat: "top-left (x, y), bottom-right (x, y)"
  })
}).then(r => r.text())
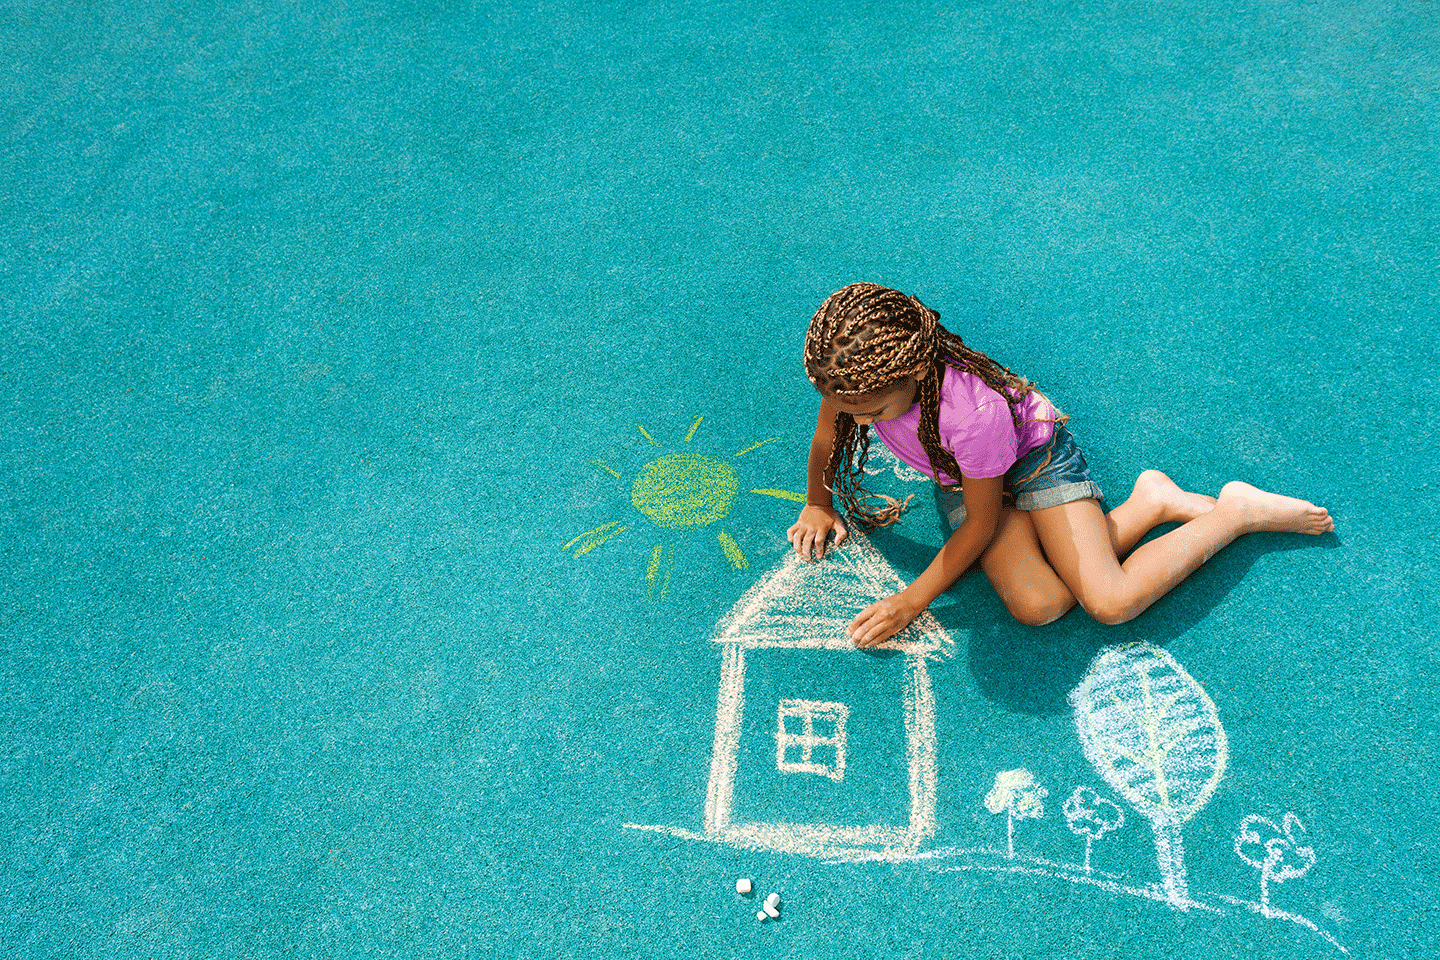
top-left (3, 1), bottom-right (1436, 957)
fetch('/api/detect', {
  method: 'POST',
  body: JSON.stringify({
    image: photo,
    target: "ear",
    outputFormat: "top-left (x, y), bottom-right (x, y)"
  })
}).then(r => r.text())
top-left (913, 363), bottom-right (932, 381)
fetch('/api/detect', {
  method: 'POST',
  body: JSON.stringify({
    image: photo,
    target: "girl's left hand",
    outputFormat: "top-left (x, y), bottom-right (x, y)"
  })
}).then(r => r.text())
top-left (847, 592), bottom-right (921, 648)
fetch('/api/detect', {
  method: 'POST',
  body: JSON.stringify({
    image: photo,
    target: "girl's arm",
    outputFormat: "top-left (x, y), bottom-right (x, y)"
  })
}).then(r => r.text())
top-left (848, 474), bottom-right (1004, 647)
top-left (787, 400), bottom-right (849, 560)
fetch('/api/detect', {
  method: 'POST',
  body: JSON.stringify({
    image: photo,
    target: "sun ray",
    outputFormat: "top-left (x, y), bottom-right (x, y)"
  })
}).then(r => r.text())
top-left (589, 458), bottom-right (622, 479)
top-left (563, 521), bottom-right (629, 558)
top-left (750, 488), bottom-right (806, 503)
top-left (717, 529), bottom-right (748, 570)
top-left (646, 544), bottom-right (674, 601)
top-left (570, 416), bottom-right (800, 599)
top-left (734, 437), bottom-right (778, 457)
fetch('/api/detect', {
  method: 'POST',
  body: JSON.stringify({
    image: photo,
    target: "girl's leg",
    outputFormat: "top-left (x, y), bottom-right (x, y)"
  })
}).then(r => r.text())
top-left (1030, 482), bottom-right (1333, 625)
top-left (1103, 470), bottom-right (1218, 557)
top-left (979, 508), bottom-right (1077, 626)
top-left (979, 470), bottom-right (1214, 626)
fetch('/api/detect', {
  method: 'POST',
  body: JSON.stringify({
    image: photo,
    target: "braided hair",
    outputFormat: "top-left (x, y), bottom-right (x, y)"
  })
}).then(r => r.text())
top-left (804, 282), bottom-right (1047, 528)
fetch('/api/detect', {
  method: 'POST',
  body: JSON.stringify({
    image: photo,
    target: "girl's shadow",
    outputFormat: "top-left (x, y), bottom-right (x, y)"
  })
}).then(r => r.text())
top-left (871, 512), bottom-right (1339, 716)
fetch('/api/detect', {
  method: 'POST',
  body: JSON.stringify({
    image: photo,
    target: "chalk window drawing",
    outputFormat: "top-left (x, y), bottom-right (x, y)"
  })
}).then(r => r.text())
top-left (776, 700), bottom-right (849, 781)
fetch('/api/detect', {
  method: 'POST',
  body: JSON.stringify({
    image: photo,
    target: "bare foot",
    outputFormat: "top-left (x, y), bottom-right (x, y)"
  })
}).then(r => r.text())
top-left (1133, 469), bottom-right (1217, 525)
top-left (1217, 481), bottom-right (1334, 535)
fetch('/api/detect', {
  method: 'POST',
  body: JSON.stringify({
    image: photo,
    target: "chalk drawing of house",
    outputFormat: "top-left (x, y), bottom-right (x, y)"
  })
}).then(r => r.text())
top-left (703, 531), bottom-right (954, 860)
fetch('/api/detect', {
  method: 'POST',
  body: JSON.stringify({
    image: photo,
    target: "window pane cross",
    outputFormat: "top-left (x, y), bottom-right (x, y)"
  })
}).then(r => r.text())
top-left (775, 699), bottom-right (849, 782)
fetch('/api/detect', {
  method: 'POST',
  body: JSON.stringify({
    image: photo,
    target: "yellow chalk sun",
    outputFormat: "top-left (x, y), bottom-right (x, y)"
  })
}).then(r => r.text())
top-left (632, 452), bottom-right (737, 529)
top-left (562, 416), bottom-right (803, 600)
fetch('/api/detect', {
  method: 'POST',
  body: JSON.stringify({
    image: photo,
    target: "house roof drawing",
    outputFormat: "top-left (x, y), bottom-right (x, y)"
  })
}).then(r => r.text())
top-left (711, 530), bottom-right (953, 657)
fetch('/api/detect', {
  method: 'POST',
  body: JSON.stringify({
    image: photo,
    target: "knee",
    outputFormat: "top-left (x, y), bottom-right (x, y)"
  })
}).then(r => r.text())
top-left (1006, 594), bottom-right (1075, 627)
top-left (1080, 594), bottom-right (1140, 626)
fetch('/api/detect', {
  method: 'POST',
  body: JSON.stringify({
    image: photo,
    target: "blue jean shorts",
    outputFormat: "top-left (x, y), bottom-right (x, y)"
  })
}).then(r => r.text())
top-left (937, 423), bottom-right (1105, 531)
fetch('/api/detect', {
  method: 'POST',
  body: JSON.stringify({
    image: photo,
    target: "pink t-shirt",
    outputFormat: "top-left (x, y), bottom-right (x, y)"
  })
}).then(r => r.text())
top-left (871, 365), bottom-right (1057, 484)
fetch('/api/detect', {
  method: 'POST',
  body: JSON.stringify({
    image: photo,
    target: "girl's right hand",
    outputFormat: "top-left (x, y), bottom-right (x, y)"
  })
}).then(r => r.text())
top-left (787, 505), bottom-right (849, 561)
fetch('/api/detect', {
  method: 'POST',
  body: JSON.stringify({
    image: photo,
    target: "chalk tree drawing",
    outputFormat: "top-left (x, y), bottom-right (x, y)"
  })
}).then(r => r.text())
top-left (1235, 813), bottom-right (1316, 918)
top-left (984, 769), bottom-right (1047, 859)
top-left (562, 416), bottom-right (803, 599)
top-left (1069, 642), bottom-right (1228, 908)
top-left (1063, 787), bottom-right (1125, 875)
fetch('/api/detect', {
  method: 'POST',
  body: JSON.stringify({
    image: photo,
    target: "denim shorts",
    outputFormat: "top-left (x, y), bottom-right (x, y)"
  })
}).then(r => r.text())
top-left (937, 423), bottom-right (1105, 531)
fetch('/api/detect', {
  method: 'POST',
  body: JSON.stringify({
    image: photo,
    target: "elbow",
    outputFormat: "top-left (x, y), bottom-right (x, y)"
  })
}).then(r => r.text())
top-left (952, 511), bottom-right (1000, 546)
top-left (972, 512), bottom-right (1001, 549)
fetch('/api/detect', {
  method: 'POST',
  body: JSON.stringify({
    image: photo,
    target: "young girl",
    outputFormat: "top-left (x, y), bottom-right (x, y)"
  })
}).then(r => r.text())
top-left (788, 282), bottom-right (1333, 647)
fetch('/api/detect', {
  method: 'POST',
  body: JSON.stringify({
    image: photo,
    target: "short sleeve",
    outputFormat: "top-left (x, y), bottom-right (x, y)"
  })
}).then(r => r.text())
top-left (947, 400), bottom-right (1020, 479)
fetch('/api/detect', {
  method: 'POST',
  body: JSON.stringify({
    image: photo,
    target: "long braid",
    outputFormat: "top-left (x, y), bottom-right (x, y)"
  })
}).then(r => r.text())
top-left (805, 282), bottom-right (1049, 527)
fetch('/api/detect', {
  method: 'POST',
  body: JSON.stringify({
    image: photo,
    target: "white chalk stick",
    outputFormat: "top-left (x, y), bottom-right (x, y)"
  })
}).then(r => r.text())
top-left (763, 902), bottom-right (780, 918)
top-left (736, 878), bottom-right (752, 895)
top-left (765, 892), bottom-right (781, 908)
top-left (756, 909), bottom-right (768, 922)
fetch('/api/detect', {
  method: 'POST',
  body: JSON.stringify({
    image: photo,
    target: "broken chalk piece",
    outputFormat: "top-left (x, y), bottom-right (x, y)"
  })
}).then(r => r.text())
top-left (736, 878), bottom-right (752, 895)
top-left (763, 902), bottom-right (781, 919)
top-left (765, 892), bottom-right (781, 908)
top-left (756, 910), bottom-right (768, 922)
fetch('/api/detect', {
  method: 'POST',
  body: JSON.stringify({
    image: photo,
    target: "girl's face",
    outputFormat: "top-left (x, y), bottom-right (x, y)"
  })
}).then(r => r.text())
top-left (826, 367), bottom-right (928, 425)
